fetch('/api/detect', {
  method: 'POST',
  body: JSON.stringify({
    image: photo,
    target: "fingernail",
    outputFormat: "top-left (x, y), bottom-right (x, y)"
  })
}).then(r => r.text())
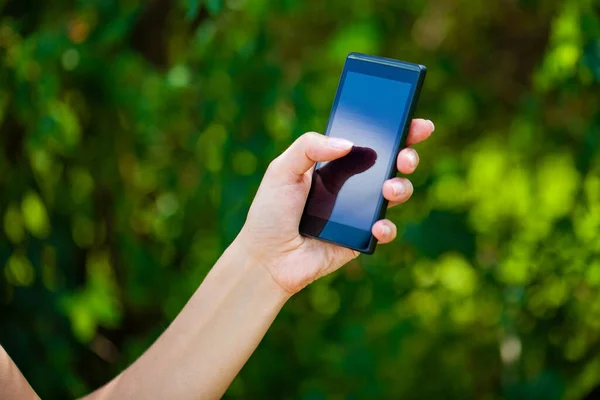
top-left (427, 120), bottom-right (435, 132)
top-left (392, 181), bottom-right (406, 196)
top-left (381, 225), bottom-right (391, 237)
top-left (328, 137), bottom-right (354, 150)
top-left (406, 150), bottom-right (418, 169)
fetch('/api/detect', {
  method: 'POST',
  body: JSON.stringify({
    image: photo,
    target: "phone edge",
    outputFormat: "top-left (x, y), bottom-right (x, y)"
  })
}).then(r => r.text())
top-left (362, 59), bottom-right (427, 254)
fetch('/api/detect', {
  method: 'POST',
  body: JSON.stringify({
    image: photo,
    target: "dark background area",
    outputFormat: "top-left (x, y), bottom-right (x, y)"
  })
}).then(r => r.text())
top-left (1, 0), bottom-right (600, 398)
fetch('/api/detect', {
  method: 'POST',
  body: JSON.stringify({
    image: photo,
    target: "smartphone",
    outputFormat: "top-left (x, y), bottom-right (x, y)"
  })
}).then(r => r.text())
top-left (299, 52), bottom-right (426, 254)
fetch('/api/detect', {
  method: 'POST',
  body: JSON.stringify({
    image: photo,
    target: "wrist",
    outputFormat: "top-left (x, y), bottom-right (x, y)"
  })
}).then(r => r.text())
top-left (225, 237), bottom-right (293, 303)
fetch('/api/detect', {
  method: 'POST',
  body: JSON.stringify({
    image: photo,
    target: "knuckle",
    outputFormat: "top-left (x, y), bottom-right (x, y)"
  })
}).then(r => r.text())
top-left (299, 131), bottom-right (320, 146)
top-left (302, 131), bottom-right (325, 143)
top-left (297, 132), bottom-right (323, 159)
top-left (266, 157), bottom-right (282, 174)
top-left (303, 131), bottom-right (320, 139)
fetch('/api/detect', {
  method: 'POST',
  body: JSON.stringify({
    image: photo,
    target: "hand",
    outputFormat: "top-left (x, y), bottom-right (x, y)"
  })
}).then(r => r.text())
top-left (234, 119), bottom-right (435, 295)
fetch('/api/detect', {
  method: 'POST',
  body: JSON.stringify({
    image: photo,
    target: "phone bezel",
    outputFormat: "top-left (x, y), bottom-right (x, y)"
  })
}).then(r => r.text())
top-left (299, 52), bottom-right (426, 254)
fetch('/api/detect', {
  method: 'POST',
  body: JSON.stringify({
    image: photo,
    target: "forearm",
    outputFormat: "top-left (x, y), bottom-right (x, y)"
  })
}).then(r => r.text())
top-left (86, 240), bottom-right (290, 400)
top-left (0, 346), bottom-right (39, 400)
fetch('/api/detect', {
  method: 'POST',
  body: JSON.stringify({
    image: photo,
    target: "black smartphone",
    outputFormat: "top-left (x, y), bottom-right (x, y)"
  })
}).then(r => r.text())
top-left (299, 52), bottom-right (427, 254)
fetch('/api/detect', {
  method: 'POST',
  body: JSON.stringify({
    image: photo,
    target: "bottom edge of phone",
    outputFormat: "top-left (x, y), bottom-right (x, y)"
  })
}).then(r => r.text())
top-left (299, 232), bottom-right (376, 255)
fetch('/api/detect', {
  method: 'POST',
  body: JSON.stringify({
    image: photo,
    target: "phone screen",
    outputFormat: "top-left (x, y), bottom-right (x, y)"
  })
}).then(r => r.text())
top-left (301, 67), bottom-right (415, 248)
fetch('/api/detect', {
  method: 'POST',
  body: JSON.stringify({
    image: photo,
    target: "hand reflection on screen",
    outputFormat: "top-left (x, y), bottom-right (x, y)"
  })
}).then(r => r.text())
top-left (304, 146), bottom-right (378, 234)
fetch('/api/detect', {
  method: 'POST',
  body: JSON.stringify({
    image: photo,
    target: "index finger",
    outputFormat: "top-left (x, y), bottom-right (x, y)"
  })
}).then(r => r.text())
top-left (405, 119), bottom-right (435, 147)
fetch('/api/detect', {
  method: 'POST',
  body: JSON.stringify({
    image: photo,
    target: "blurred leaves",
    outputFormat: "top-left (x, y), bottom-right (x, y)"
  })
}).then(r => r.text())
top-left (60, 250), bottom-right (122, 342)
top-left (0, 0), bottom-right (599, 399)
top-left (21, 191), bottom-right (50, 239)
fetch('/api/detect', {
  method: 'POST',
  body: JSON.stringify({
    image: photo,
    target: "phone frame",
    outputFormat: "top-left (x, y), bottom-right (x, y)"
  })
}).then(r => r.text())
top-left (299, 52), bottom-right (427, 254)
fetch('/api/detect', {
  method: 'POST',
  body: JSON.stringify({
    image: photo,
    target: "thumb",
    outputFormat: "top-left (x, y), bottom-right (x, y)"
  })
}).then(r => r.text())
top-left (271, 132), bottom-right (354, 179)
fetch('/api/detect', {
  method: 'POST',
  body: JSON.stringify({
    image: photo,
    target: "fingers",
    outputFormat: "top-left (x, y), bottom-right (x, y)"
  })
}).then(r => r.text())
top-left (372, 219), bottom-right (397, 244)
top-left (405, 118), bottom-right (435, 147)
top-left (383, 177), bottom-right (414, 208)
top-left (369, 118), bottom-right (433, 246)
top-left (397, 118), bottom-right (432, 175)
top-left (397, 147), bottom-right (419, 174)
top-left (271, 132), bottom-right (353, 178)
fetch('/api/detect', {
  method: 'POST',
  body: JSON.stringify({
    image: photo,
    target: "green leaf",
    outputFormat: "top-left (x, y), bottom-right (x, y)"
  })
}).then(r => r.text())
top-left (21, 191), bottom-right (50, 239)
top-left (4, 253), bottom-right (35, 287)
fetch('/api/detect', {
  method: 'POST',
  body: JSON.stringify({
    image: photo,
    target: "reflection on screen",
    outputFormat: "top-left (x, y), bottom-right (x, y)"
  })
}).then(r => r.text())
top-left (305, 71), bottom-right (412, 233)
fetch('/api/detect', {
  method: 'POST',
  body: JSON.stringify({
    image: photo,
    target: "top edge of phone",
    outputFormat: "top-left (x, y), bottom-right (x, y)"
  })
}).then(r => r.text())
top-left (347, 52), bottom-right (426, 73)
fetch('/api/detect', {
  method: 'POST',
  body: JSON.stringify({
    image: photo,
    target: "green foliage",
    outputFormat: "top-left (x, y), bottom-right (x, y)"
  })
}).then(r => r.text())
top-left (1, 0), bottom-right (600, 398)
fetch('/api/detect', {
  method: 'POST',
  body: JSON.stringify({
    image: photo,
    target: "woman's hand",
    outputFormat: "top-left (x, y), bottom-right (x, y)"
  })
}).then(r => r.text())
top-left (235, 119), bottom-right (435, 295)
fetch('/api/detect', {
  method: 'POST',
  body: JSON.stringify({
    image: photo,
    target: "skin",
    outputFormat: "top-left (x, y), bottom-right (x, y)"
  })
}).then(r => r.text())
top-left (0, 118), bottom-right (434, 400)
